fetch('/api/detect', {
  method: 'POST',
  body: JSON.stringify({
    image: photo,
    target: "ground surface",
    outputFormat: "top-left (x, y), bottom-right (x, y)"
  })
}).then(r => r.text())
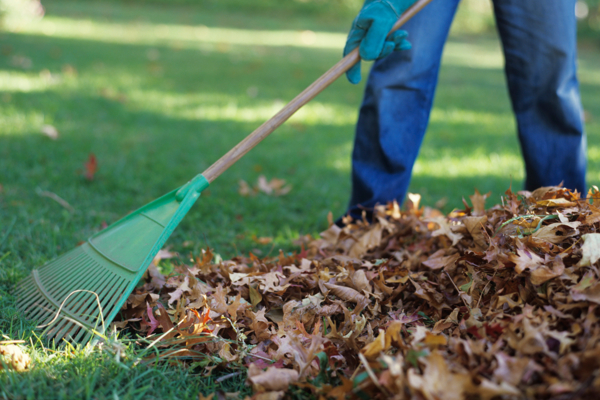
top-left (1, 1), bottom-right (600, 398)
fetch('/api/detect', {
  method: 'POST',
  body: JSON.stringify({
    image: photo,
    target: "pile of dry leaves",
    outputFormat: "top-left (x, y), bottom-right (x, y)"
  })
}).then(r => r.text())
top-left (118, 186), bottom-right (600, 399)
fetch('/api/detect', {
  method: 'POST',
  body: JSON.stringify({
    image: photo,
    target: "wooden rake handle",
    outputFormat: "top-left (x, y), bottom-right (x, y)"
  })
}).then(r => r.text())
top-left (202, 0), bottom-right (433, 183)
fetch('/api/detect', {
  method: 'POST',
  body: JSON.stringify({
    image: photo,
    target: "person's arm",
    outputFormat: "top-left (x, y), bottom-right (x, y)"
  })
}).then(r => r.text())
top-left (344, 0), bottom-right (416, 84)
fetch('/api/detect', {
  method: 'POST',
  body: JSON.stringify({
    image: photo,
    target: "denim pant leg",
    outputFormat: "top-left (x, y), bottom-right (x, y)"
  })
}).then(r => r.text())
top-left (348, 0), bottom-right (460, 219)
top-left (493, 0), bottom-right (586, 193)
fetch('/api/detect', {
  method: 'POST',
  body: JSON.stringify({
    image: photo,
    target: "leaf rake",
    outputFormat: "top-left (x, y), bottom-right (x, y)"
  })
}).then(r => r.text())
top-left (14, 0), bottom-right (432, 345)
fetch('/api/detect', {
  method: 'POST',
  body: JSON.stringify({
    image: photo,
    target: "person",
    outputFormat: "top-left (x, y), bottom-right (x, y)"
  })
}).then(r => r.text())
top-left (342, 0), bottom-right (587, 221)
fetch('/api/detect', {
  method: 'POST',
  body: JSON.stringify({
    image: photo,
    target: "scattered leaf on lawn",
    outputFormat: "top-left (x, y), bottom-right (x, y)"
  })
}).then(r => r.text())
top-left (84, 153), bottom-right (98, 181)
top-left (0, 344), bottom-right (31, 371)
top-left (41, 124), bottom-right (58, 140)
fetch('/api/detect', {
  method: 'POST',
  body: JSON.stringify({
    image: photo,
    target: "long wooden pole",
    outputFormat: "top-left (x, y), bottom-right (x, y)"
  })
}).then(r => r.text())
top-left (202, 0), bottom-right (433, 183)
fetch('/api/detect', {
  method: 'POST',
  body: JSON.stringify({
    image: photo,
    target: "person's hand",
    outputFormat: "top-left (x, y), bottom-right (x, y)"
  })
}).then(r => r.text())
top-left (344, 0), bottom-right (416, 84)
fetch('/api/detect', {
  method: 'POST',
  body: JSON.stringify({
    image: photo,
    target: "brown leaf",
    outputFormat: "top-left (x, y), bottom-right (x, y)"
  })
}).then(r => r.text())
top-left (247, 309), bottom-right (272, 341)
top-left (408, 351), bottom-right (471, 400)
top-left (361, 329), bottom-right (389, 360)
top-left (323, 283), bottom-right (368, 305)
top-left (84, 153), bottom-right (98, 180)
top-left (571, 271), bottom-right (600, 304)
top-left (529, 255), bottom-right (565, 285)
top-left (252, 235), bottom-right (273, 245)
top-left (349, 223), bottom-right (383, 258)
top-left (423, 331), bottom-right (447, 347)
top-left (422, 251), bottom-right (460, 270)
top-left (249, 285), bottom-right (263, 307)
top-left (319, 224), bottom-right (341, 246)
top-left (427, 217), bottom-right (463, 246)
top-left (585, 204), bottom-right (600, 224)
top-left (531, 222), bottom-right (580, 244)
top-left (577, 233), bottom-right (600, 267)
top-left (249, 366), bottom-right (299, 392)
top-left (147, 263), bottom-right (166, 290)
top-left (238, 179), bottom-right (256, 197)
top-left (0, 344), bottom-right (31, 371)
top-left (536, 198), bottom-right (577, 207)
top-left (257, 175), bottom-right (292, 196)
top-left (469, 189), bottom-right (490, 216)
top-left (463, 215), bottom-right (489, 250)
top-left (509, 241), bottom-right (544, 274)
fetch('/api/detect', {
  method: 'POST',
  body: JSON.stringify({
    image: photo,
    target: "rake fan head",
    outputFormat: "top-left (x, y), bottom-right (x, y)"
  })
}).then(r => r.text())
top-left (15, 174), bottom-right (209, 344)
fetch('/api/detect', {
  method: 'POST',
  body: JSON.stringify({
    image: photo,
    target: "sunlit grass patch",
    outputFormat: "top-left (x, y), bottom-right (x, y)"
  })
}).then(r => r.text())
top-left (13, 16), bottom-right (347, 50)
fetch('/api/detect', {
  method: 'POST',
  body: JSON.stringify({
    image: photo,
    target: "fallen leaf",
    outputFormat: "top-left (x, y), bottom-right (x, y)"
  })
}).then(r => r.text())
top-left (509, 241), bottom-right (544, 274)
top-left (0, 345), bottom-right (31, 371)
top-left (408, 351), bottom-right (471, 400)
top-left (427, 217), bottom-right (463, 246)
top-left (529, 255), bottom-right (565, 285)
top-left (252, 235), bottom-right (273, 245)
top-left (41, 125), bottom-right (58, 140)
top-left (257, 175), bottom-right (292, 196)
top-left (84, 153), bottom-right (97, 181)
top-left (536, 198), bottom-right (577, 207)
top-left (577, 233), bottom-right (600, 267)
top-left (469, 189), bottom-right (490, 216)
top-left (422, 251), bottom-right (460, 270)
top-left (249, 366), bottom-right (299, 392)
top-left (571, 271), bottom-right (600, 304)
top-left (532, 222), bottom-right (580, 244)
top-left (238, 180), bottom-right (256, 196)
top-left (323, 282), bottom-right (368, 305)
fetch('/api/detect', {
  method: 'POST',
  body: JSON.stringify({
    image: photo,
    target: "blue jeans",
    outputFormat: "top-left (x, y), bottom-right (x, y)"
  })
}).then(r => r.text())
top-left (348, 0), bottom-right (586, 219)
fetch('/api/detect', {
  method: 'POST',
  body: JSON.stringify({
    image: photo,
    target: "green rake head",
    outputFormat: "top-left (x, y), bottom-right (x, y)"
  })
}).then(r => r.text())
top-left (15, 174), bottom-right (209, 345)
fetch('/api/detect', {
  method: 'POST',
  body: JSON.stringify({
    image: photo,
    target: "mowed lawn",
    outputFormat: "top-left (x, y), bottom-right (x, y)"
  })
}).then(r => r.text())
top-left (1, 1), bottom-right (600, 398)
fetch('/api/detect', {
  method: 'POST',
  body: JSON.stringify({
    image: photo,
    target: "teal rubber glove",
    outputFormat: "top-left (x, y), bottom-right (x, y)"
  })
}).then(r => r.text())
top-left (344, 0), bottom-right (416, 84)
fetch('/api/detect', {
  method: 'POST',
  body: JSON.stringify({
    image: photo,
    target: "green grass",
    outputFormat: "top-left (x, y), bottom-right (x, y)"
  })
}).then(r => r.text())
top-left (1, 1), bottom-right (600, 398)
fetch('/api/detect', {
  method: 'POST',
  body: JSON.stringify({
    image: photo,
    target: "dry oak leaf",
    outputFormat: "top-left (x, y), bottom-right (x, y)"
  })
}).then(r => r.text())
top-left (475, 380), bottom-right (521, 400)
top-left (514, 318), bottom-right (549, 355)
top-left (577, 233), bottom-right (600, 267)
top-left (319, 224), bottom-right (341, 246)
top-left (493, 352), bottom-right (534, 387)
top-left (462, 215), bottom-right (489, 250)
top-left (351, 269), bottom-right (370, 293)
top-left (536, 198), bottom-right (577, 207)
top-left (246, 308), bottom-right (272, 342)
top-left (84, 153), bottom-right (98, 181)
top-left (426, 217), bottom-right (463, 246)
top-left (585, 204), bottom-right (600, 224)
top-left (257, 175), bottom-right (292, 196)
top-left (253, 392), bottom-right (285, 400)
top-left (168, 276), bottom-right (191, 305)
top-left (238, 179), bottom-right (256, 197)
top-left (422, 250), bottom-right (460, 271)
top-left (407, 351), bottom-right (472, 400)
top-left (349, 223), bottom-right (384, 258)
top-left (423, 331), bottom-right (447, 347)
top-left (570, 271), bottom-right (600, 304)
top-left (469, 189), bottom-right (490, 216)
top-left (509, 241), bottom-right (544, 274)
top-left (248, 365), bottom-right (299, 392)
top-left (323, 282), bottom-right (368, 305)
top-left (529, 255), bottom-right (565, 286)
top-left (361, 329), bottom-right (390, 360)
top-left (531, 222), bottom-right (580, 244)
top-left (0, 344), bottom-right (31, 371)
